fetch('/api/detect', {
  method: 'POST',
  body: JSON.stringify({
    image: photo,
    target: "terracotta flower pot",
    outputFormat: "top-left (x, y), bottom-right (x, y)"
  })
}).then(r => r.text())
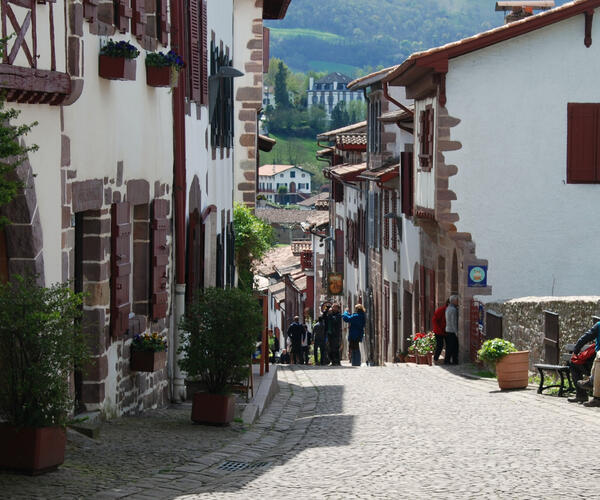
top-left (0, 425), bottom-right (66, 475)
top-left (99, 55), bottom-right (137, 81)
top-left (146, 65), bottom-right (178, 87)
top-left (406, 354), bottom-right (416, 363)
top-left (191, 392), bottom-right (235, 425)
top-left (496, 351), bottom-right (530, 390)
top-left (130, 350), bottom-right (166, 372)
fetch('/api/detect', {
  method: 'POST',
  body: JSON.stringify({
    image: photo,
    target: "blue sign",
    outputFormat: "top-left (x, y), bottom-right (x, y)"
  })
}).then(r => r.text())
top-left (468, 265), bottom-right (487, 287)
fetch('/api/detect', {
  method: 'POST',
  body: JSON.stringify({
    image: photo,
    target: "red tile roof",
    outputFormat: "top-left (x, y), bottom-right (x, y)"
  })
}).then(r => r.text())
top-left (386, 0), bottom-right (600, 86)
top-left (258, 164), bottom-right (306, 177)
top-left (325, 162), bottom-right (367, 182)
top-left (317, 121), bottom-right (367, 141)
top-left (336, 133), bottom-right (367, 150)
top-left (347, 65), bottom-right (399, 90)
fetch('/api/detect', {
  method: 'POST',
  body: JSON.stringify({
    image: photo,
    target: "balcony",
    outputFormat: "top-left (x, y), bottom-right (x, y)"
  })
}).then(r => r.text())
top-left (300, 249), bottom-right (313, 270)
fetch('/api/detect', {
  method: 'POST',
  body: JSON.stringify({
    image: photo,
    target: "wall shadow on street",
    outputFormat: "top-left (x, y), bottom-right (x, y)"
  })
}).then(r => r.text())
top-left (172, 380), bottom-right (353, 496)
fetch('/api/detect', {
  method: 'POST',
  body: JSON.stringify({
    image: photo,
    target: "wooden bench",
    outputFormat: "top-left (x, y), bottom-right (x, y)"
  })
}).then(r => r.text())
top-left (533, 343), bottom-right (576, 396)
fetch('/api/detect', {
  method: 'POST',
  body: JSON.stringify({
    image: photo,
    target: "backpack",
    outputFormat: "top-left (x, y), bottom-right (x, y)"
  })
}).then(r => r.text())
top-left (571, 344), bottom-right (596, 365)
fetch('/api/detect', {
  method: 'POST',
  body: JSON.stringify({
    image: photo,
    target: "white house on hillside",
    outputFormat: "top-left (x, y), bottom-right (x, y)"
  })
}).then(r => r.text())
top-left (258, 165), bottom-right (312, 202)
top-left (307, 73), bottom-right (364, 117)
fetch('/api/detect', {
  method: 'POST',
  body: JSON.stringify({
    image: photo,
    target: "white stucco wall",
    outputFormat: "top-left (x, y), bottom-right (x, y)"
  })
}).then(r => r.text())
top-left (259, 166), bottom-right (312, 193)
top-left (445, 11), bottom-right (600, 301)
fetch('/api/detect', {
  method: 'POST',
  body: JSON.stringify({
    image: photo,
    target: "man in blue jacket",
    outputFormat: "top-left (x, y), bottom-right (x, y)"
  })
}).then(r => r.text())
top-left (343, 304), bottom-right (366, 366)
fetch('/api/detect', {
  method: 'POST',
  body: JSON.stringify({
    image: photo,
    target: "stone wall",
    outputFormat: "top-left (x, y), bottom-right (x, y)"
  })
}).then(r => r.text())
top-left (485, 296), bottom-right (600, 367)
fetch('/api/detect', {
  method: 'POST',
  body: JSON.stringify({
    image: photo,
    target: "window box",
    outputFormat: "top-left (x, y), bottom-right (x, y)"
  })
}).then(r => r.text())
top-left (146, 65), bottom-right (178, 87)
top-left (130, 350), bottom-right (166, 372)
top-left (99, 55), bottom-right (137, 81)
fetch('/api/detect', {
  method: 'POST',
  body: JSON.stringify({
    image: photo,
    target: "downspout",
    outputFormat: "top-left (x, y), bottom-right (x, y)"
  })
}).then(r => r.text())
top-left (383, 81), bottom-right (413, 116)
top-left (363, 87), bottom-right (375, 365)
top-left (170, 0), bottom-right (187, 403)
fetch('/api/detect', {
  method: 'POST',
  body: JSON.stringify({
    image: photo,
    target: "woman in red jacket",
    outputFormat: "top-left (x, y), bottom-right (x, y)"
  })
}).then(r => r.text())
top-left (432, 299), bottom-right (449, 362)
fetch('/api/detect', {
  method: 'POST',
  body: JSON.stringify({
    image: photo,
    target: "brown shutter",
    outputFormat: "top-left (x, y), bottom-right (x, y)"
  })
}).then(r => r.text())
top-left (158, 0), bottom-right (169, 45)
top-left (419, 265), bottom-right (426, 332)
top-left (335, 228), bottom-right (344, 274)
top-left (84, 0), bottom-right (99, 23)
top-left (111, 202), bottom-right (131, 337)
top-left (383, 190), bottom-right (389, 249)
top-left (345, 219), bottom-right (350, 259)
top-left (353, 218), bottom-right (358, 265)
top-left (185, 210), bottom-right (200, 304)
top-left (131, 0), bottom-right (146, 38)
top-left (567, 103), bottom-right (599, 183)
top-left (188, 0), bottom-right (201, 101)
top-left (427, 108), bottom-right (434, 157)
top-left (151, 199), bottom-right (169, 320)
top-left (391, 195), bottom-right (398, 251)
top-left (401, 151), bottom-right (414, 216)
top-left (263, 27), bottom-right (270, 73)
top-left (115, 0), bottom-right (132, 33)
top-left (201, 0), bottom-right (208, 104)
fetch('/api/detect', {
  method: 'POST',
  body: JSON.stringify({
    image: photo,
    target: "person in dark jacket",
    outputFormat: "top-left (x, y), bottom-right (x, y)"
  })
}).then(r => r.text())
top-left (343, 304), bottom-right (366, 366)
top-left (571, 321), bottom-right (600, 406)
top-left (286, 316), bottom-right (305, 364)
top-left (327, 303), bottom-right (342, 366)
top-left (313, 317), bottom-right (327, 365)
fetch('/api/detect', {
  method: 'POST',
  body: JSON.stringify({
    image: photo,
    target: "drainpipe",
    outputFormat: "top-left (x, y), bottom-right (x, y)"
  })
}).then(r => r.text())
top-left (383, 81), bottom-right (413, 116)
top-left (170, 0), bottom-right (187, 402)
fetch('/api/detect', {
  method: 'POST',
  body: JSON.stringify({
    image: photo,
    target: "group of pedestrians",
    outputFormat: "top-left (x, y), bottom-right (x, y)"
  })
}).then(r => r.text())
top-left (431, 295), bottom-right (460, 365)
top-left (281, 302), bottom-right (366, 367)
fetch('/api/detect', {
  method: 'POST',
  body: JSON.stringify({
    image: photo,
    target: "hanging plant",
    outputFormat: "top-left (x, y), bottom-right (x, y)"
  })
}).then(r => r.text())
top-left (145, 50), bottom-right (185, 88)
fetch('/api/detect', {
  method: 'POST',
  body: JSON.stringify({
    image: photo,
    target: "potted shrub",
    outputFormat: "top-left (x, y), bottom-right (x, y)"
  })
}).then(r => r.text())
top-left (0, 276), bottom-right (88, 474)
top-left (477, 338), bottom-right (530, 390)
top-left (99, 40), bottom-right (140, 81)
top-left (145, 50), bottom-right (184, 87)
top-left (415, 332), bottom-right (436, 365)
top-left (130, 332), bottom-right (167, 372)
top-left (178, 287), bottom-right (262, 425)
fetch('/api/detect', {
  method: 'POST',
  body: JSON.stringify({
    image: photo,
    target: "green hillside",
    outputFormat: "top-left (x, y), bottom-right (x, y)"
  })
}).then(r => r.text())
top-left (266, 0), bottom-right (571, 73)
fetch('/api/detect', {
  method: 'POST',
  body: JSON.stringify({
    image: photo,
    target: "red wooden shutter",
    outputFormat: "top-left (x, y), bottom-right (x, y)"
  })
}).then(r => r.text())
top-left (111, 202), bottom-right (131, 337)
top-left (151, 199), bottom-right (169, 320)
top-left (428, 268), bottom-right (435, 330)
top-left (335, 228), bottom-right (344, 274)
top-left (201, 0), bottom-right (208, 104)
top-left (353, 218), bottom-right (358, 265)
top-left (391, 195), bottom-right (398, 251)
top-left (84, 0), bottom-right (99, 23)
top-left (567, 103), bottom-right (600, 183)
top-left (401, 151), bottom-right (414, 216)
top-left (419, 265), bottom-right (426, 332)
top-left (383, 190), bottom-right (389, 249)
top-left (188, 0), bottom-right (200, 101)
top-left (427, 108), bottom-right (434, 157)
top-left (185, 210), bottom-right (200, 304)
top-left (360, 207), bottom-right (366, 252)
top-left (158, 0), bottom-right (169, 45)
top-left (131, 0), bottom-right (146, 38)
top-left (115, 0), bottom-right (132, 33)
top-left (345, 219), bottom-right (350, 259)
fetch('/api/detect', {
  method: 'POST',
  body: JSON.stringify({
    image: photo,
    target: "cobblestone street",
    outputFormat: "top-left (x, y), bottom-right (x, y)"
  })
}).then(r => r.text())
top-left (3, 363), bottom-right (600, 499)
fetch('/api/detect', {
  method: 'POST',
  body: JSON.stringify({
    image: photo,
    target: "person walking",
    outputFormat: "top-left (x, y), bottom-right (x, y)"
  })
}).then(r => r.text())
top-left (301, 323), bottom-right (311, 365)
top-left (432, 299), bottom-right (449, 363)
top-left (312, 317), bottom-right (327, 365)
top-left (343, 304), bottom-right (366, 366)
top-left (286, 316), bottom-right (305, 364)
top-left (444, 295), bottom-right (460, 365)
top-left (327, 303), bottom-right (342, 366)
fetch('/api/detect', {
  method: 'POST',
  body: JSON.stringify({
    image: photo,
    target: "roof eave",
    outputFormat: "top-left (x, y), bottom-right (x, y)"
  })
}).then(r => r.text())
top-left (263, 0), bottom-right (291, 19)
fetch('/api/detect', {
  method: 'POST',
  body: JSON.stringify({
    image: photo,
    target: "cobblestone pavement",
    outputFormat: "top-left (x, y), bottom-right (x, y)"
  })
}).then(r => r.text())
top-left (4, 363), bottom-right (600, 499)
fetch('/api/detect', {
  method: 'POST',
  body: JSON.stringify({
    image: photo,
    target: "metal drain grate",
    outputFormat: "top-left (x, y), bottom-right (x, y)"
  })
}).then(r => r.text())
top-left (218, 460), bottom-right (271, 472)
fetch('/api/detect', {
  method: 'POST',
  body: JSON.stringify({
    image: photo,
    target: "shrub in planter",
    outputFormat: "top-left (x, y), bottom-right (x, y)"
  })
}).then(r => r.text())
top-left (477, 338), bottom-right (529, 390)
top-left (178, 287), bottom-right (263, 425)
top-left (99, 40), bottom-right (140, 81)
top-left (0, 275), bottom-right (88, 474)
top-left (145, 50), bottom-right (184, 87)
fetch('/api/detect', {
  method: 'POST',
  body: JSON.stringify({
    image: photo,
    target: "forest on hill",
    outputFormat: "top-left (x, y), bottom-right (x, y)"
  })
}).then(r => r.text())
top-left (266, 0), bottom-right (570, 74)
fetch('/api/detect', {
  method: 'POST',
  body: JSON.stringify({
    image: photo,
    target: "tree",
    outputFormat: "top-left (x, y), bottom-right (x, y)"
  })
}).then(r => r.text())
top-left (274, 61), bottom-right (290, 109)
top-left (0, 41), bottom-right (38, 227)
top-left (233, 203), bottom-right (274, 290)
top-left (330, 101), bottom-right (350, 130)
top-left (347, 100), bottom-right (367, 124)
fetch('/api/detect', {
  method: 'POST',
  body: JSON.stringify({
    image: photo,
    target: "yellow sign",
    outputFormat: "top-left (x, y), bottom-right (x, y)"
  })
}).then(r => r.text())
top-left (327, 273), bottom-right (343, 295)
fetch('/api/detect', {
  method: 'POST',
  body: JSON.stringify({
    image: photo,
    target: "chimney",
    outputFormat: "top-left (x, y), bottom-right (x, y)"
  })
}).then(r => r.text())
top-left (495, 1), bottom-right (555, 24)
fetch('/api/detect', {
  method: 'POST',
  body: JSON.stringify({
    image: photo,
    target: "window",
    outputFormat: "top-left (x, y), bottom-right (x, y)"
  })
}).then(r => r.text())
top-left (290, 171), bottom-right (296, 178)
top-left (280, 174), bottom-right (284, 178)
top-left (301, 173), bottom-right (305, 178)
top-left (419, 106), bottom-right (434, 169)
top-left (567, 103), bottom-right (600, 183)
top-left (186, 0), bottom-right (208, 104)
top-left (368, 97), bottom-right (382, 154)
top-left (210, 41), bottom-right (234, 149)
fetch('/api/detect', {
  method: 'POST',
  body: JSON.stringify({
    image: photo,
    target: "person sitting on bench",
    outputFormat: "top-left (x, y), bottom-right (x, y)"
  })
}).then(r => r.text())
top-left (568, 339), bottom-right (596, 403)
top-left (572, 321), bottom-right (600, 406)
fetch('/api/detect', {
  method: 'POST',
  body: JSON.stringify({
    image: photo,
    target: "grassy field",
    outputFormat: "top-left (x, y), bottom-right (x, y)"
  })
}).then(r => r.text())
top-left (269, 27), bottom-right (343, 41)
top-left (260, 133), bottom-right (328, 192)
